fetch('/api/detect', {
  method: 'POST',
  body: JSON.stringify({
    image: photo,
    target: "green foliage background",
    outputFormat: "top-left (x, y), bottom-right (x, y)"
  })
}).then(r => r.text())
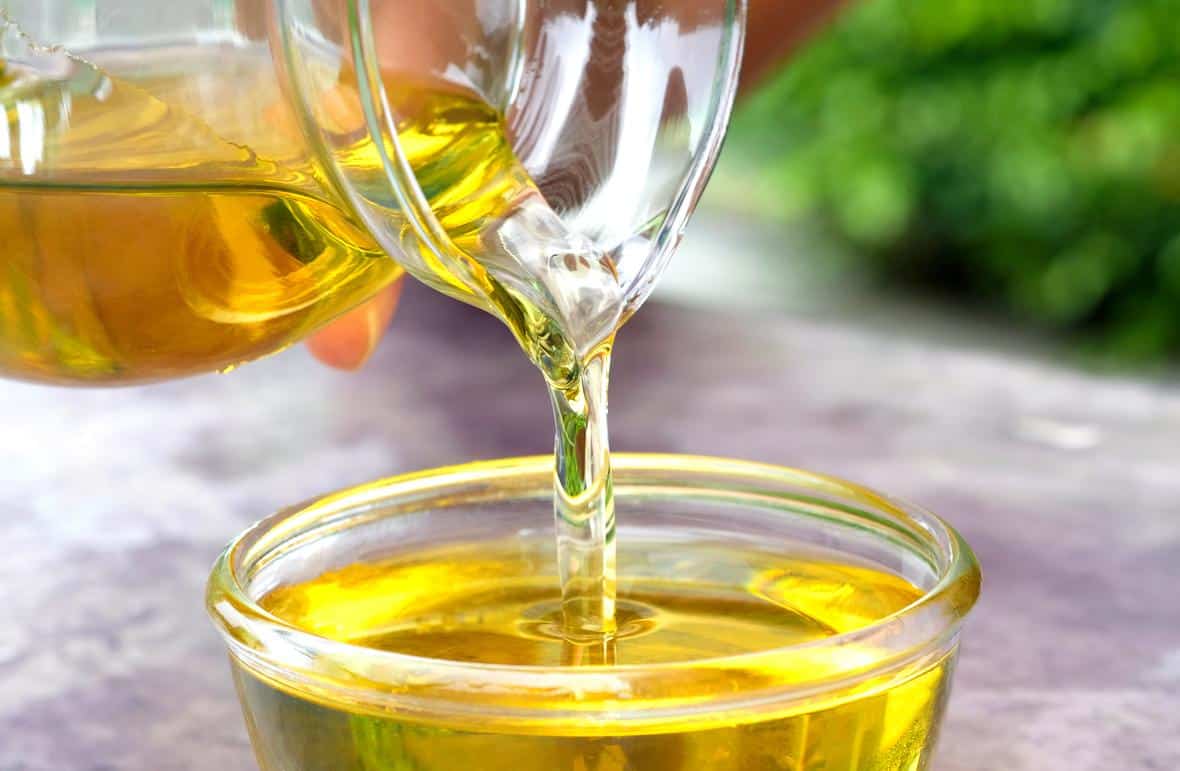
top-left (728, 0), bottom-right (1180, 358)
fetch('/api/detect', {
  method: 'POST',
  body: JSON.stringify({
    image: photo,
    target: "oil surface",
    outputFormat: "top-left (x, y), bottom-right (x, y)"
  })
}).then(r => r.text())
top-left (259, 539), bottom-right (923, 666)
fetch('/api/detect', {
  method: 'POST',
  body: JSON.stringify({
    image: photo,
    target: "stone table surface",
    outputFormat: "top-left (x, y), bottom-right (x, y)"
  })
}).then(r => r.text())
top-left (1, 286), bottom-right (1178, 770)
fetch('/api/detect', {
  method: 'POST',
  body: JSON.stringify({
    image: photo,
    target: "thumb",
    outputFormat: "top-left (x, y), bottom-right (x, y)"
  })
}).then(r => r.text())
top-left (306, 277), bottom-right (404, 370)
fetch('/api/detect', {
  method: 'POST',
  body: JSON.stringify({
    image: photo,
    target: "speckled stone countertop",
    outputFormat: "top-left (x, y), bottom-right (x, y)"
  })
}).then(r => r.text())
top-left (1, 286), bottom-right (1177, 770)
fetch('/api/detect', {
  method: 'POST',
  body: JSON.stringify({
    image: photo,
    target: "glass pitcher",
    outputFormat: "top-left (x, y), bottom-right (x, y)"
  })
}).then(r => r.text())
top-left (0, 0), bottom-right (744, 384)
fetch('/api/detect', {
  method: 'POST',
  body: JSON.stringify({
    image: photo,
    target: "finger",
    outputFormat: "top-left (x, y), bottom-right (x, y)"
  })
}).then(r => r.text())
top-left (306, 277), bottom-right (404, 371)
top-left (741, 0), bottom-right (845, 90)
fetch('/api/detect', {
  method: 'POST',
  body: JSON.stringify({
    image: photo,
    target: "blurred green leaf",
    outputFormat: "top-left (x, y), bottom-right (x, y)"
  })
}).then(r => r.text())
top-left (728, 0), bottom-right (1180, 359)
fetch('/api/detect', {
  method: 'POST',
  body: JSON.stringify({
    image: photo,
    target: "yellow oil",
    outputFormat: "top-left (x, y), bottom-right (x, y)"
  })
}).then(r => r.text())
top-left (235, 538), bottom-right (954, 770)
top-left (0, 44), bottom-right (550, 384)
